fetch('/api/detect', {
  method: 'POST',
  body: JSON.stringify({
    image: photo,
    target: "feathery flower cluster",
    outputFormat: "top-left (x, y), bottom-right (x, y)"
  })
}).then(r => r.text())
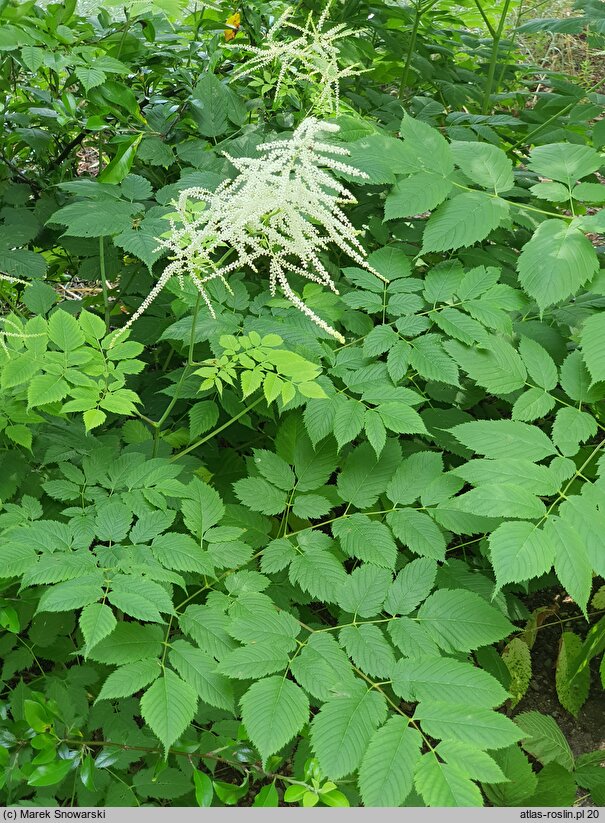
top-left (119, 118), bottom-right (385, 344)
top-left (229, 5), bottom-right (364, 115)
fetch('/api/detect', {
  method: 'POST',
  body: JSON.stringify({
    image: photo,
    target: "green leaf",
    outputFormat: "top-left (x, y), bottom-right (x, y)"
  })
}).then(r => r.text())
top-left (385, 172), bottom-right (452, 220)
top-left (95, 500), bottom-right (132, 542)
top-left (181, 477), bottom-right (225, 538)
top-left (580, 312), bottom-right (605, 385)
top-left (502, 638), bottom-right (532, 708)
top-left (436, 741), bottom-right (507, 783)
top-left (409, 334), bottom-right (459, 386)
top-left (333, 397), bottom-right (365, 450)
top-left (339, 624), bottom-right (396, 678)
top-left (454, 484), bottom-right (545, 519)
top-left (517, 220), bottom-right (599, 309)
top-left (240, 676), bottom-right (309, 762)
top-left (527, 762), bottom-right (577, 807)
top-left (151, 533), bottom-right (213, 574)
top-left (512, 388), bottom-right (556, 422)
top-left (421, 192), bottom-right (509, 253)
top-left (336, 440), bottom-right (400, 509)
top-left (452, 420), bottom-right (555, 461)
top-left (489, 520), bottom-right (554, 589)
top-left (358, 717), bottom-right (422, 807)
top-left (96, 660), bottom-right (161, 702)
top-left (290, 632), bottom-right (357, 702)
top-left (414, 701), bottom-right (522, 749)
top-left (414, 753), bottom-right (483, 806)
top-left (79, 603), bottom-right (116, 655)
top-left (451, 141), bottom-right (514, 193)
top-left (530, 181), bottom-right (569, 202)
top-left (37, 575), bottom-right (104, 613)
top-left (483, 745), bottom-right (538, 806)
top-left (515, 711), bottom-right (574, 771)
top-left (552, 407), bottom-right (597, 456)
top-left (218, 642), bottom-right (289, 680)
top-left (193, 770), bottom-right (214, 807)
top-left (108, 575), bottom-right (173, 623)
top-left (48, 309), bottom-right (85, 351)
top-left (75, 65), bottom-right (106, 92)
top-left (528, 143), bottom-right (601, 186)
top-left (88, 623), bottom-right (163, 665)
top-left (453, 457), bottom-right (557, 496)
top-left (233, 477), bottom-right (287, 515)
top-left (392, 656), bottom-right (508, 708)
top-left (114, 217), bottom-right (167, 270)
top-left (519, 335), bottom-right (558, 391)
top-left (310, 683), bottom-right (387, 780)
top-left (49, 200), bottom-right (139, 238)
top-left (289, 545), bottom-right (347, 602)
top-left (387, 509), bottom-right (446, 561)
top-left (140, 668), bottom-right (198, 753)
top-left (377, 402), bottom-right (428, 435)
top-left (333, 514), bottom-right (397, 569)
top-left (169, 639), bottom-right (234, 712)
top-left (384, 557), bottom-right (437, 615)
top-left (547, 516), bottom-right (592, 617)
top-left (191, 73), bottom-right (230, 137)
top-left (28, 374), bottom-right (69, 407)
top-left (27, 760), bottom-right (73, 788)
top-left (444, 337), bottom-right (526, 395)
top-left (252, 449), bottom-right (295, 491)
top-left (338, 565), bottom-right (392, 618)
top-left (399, 114), bottom-right (454, 177)
top-left (556, 632), bottom-right (590, 716)
top-left (98, 134), bottom-right (142, 185)
top-left (417, 589), bottom-right (514, 652)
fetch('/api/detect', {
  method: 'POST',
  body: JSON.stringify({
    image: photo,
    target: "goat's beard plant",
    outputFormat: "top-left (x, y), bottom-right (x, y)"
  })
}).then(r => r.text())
top-left (121, 118), bottom-right (385, 344)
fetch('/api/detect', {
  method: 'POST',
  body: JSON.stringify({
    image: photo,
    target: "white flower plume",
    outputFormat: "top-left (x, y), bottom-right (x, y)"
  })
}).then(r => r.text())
top-left (229, 5), bottom-right (365, 115)
top-left (117, 118), bottom-right (385, 345)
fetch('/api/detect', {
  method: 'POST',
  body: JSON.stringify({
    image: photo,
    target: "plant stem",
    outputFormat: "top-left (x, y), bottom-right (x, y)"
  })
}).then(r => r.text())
top-left (170, 395), bottom-right (264, 462)
top-left (99, 235), bottom-right (110, 332)
top-left (482, 0), bottom-right (512, 114)
top-left (398, 2), bottom-right (422, 99)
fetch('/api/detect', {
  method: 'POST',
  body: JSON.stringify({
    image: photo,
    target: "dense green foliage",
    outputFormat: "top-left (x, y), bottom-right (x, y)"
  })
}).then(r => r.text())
top-left (1, 0), bottom-right (605, 807)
